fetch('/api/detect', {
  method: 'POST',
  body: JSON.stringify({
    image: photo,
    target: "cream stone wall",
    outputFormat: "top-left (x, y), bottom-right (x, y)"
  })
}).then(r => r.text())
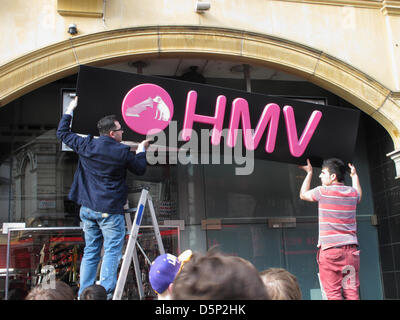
top-left (1, 0), bottom-right (400, 163)
top-left (1, 1), bottom-right (398, 87)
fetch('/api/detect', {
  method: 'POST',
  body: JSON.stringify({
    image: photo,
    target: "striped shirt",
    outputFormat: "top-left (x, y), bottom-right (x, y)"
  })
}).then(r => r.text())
top-left (312, 183), bottom-right (360, 250)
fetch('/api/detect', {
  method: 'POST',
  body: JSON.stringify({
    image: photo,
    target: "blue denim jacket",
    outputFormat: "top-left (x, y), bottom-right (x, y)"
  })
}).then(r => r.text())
top-left (56, 114), bottom-right (147, 214)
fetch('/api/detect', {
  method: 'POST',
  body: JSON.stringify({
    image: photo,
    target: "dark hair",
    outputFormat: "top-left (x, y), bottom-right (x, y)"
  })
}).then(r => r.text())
top-left (322, 158), bottom-right (347, 182)
top-left (97, 115), bottom-right (118, 136)
top-left (172, 251), bottom-right (270, 300)
top-left (80, 284), bottom-right (107, 300)
top-left (259, 268), bottom-right (302, 300)
top-left (25, 280), bottom-right (75, 300)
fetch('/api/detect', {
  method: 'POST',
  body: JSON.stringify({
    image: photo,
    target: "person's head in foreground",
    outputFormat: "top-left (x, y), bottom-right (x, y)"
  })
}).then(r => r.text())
top-left (171, 250), bottom-right (270, 300)
top-left (149, 250), bottom-right (193, 300)
top-left (25, 280), bottom-right (75, 300)
top-left (80, 284), bottom-right (107, 300)
top-left (259, 268), bottom-right (302, 300)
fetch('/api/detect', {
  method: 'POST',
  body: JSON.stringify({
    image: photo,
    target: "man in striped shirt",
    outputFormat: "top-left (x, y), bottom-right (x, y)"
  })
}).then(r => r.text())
top-left (299, 158), bottom-right (362, 300)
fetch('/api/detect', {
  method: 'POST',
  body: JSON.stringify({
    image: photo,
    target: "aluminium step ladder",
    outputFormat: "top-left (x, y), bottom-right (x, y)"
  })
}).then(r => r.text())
top-left (113, 187), bottom-right (165, 300)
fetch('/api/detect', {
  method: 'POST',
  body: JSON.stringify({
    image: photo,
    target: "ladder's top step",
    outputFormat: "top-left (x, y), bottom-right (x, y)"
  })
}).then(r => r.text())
top-left (131, 186), bottom-right (150, 193)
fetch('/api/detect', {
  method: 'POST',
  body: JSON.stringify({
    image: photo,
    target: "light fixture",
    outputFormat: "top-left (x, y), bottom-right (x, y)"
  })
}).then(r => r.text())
top-left (230, 64), bottom-right (252, 92)
top-left (195, 0), bottom-right (210, 13)
top-left (128, 61), bottom-right (149, 74)
top-left (68, 23), bottom-right (78, 35)
top-left (181, 66), bottom-right (206, 84)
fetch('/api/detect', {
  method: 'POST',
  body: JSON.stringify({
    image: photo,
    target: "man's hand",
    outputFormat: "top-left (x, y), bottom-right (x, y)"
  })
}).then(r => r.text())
top-left (348, 163), bottom-right (357, 177)
top-left (349, 163), bottom-right (362, 202)
top-left (65, 96), bottom-right (78, 115)
top-left (299, 159), bottom-right (314, 202)
top-left (137, 139), bottom-right (153, 153)
top-left (141, 139), bottom-right (153, 150)
top-left (298, 158), bottom-right (313, 174)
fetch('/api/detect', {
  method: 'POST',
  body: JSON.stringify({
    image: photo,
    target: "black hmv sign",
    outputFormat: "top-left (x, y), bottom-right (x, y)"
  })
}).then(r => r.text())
top-left (73, 65), bottom-right (360, 166)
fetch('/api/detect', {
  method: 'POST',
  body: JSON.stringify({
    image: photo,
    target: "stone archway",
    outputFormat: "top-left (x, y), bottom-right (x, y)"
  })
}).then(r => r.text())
top-left (1, 26), bottom-right (399, 152)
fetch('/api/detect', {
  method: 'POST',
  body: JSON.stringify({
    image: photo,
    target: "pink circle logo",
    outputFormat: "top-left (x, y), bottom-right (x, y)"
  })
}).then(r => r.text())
top-left (121, 83), bottom-right (174, 135)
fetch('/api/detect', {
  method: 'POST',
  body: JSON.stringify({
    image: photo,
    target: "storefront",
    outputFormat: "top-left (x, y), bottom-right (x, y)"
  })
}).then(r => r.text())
top-left (2, 0), bottom-right (400, 300)
top-left (0, 57), bottom-right (385, 299)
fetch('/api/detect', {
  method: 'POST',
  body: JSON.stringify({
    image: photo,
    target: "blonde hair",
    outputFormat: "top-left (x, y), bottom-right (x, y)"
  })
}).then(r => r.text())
top-left (25, 280), bottom-right (75, 300)
top-left (259, 268), bottom-right (302, 300)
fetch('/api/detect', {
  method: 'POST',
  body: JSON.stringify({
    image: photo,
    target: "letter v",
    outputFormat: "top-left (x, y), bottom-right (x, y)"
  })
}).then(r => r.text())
top-left (283, 105), bottom-right (322, 157)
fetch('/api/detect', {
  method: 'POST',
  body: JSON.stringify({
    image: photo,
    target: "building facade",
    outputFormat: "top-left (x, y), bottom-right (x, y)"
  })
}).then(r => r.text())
top-left (1, 0), bottom-right (400, 299)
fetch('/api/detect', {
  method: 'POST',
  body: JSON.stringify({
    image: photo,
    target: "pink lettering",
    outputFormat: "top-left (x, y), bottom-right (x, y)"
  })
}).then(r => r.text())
top-left (227, 98), bottom-right (280, 152)
top-left (181, 90), bottom-right (226, 145)
top-left (181, 91), bottom-right (322, 157)
top-left (283, 105), bottom-right (322, 157)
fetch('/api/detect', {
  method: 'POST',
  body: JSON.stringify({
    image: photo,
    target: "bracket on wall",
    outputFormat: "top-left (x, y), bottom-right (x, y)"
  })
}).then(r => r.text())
top-left (201, 219), bottom-right (222, 230)
top-left (387, 149), bottom-right (400, 179)
top-left (163, 219), bottom-right (185, 231)
top-left (268, 217), bottom-right (296, 229)
top-left (57, 0), bottom-right (103, 18)
top-left (2, 223), bottom-right (26, 234)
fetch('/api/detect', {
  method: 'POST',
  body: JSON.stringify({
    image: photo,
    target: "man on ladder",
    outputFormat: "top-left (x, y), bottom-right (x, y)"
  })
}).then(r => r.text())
top-left (57, 96), bottom-right (151, 299)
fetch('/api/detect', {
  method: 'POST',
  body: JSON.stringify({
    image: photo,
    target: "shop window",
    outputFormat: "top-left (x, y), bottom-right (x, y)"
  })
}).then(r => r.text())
top-left (0, 158), bottom-right (11, 224)
top-left (126, 164), bottom-right (179, 225)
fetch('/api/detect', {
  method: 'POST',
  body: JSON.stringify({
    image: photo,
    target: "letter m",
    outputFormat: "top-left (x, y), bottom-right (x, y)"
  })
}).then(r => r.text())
top-left (227, 98), bottom-right (280, 152)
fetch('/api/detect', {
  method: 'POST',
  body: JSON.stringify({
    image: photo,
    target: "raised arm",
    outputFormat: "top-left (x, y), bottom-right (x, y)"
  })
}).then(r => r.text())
top-left (56, 96), bottom-right (87, 152)
top-left (299, 159), bottom-right (315, 202)
top-left (65, 96), bottom-right (78, 115)
top-left (348, 163), bottom-right (362, 203)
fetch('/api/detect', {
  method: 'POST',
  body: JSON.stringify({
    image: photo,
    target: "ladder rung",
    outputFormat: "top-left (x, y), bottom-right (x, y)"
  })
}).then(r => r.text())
top-left (131, 186), bottom-right (150, 193)
top-left (124, 208), bottom-right (137, 213)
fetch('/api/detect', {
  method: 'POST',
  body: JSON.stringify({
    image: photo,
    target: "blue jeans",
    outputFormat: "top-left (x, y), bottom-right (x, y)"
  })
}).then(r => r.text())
top-left (78, 206), bottom-right (126, 298)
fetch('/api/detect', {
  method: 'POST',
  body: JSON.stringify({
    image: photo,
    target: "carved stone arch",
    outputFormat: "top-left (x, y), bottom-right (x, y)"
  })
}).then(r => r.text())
top-left (16, 149), bottom-right (36, 177)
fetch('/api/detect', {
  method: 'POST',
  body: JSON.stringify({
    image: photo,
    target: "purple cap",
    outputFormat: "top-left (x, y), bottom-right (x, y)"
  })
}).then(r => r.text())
top-left (149, 253), bottom-right (182, 294)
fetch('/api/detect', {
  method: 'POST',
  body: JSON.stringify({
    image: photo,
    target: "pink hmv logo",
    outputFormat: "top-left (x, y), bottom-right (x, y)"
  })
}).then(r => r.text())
top-left (122, 83), bottom-right (174, 135)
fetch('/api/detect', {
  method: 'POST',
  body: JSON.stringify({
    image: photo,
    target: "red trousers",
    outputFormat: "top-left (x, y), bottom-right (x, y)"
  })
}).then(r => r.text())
top-left (317, 245), bottom-right (360, 300)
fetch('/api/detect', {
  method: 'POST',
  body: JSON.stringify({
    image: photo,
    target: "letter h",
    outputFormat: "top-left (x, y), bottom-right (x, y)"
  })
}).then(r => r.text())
top-left (181, 90), bottom-right (226, 145)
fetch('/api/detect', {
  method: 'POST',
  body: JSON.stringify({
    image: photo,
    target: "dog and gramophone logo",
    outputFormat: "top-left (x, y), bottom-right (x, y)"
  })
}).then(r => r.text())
top-left (122, 83), bottom-right (174, 135)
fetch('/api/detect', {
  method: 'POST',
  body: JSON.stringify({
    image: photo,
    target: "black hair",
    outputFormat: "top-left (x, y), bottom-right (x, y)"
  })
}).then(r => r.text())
top-left (322, 158), bottom-right (347, 182)
top-left (80, 284), bottom-right (107, 300)
top-left (97, 115), bottom-right (118, 136)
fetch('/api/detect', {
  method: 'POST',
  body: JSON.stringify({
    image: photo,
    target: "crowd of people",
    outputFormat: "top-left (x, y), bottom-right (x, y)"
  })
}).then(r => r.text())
top-left (23, 248), bottom-right (302, 300)
top-left (25, 282), bottom-right (107, 300)
top-left (149, 249), bottom-right (302, 300)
